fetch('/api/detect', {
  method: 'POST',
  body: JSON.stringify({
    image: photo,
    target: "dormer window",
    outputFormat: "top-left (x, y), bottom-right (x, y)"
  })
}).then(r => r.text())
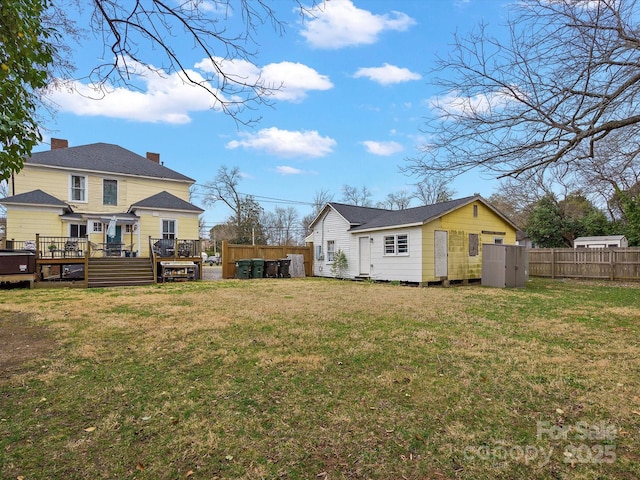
top-left (70, 175), bottom-right (86, 202)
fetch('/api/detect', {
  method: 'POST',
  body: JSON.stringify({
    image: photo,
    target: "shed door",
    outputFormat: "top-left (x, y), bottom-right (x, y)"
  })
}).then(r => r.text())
top-left (434, 230), bottom-right (448, 277)
top-left (359, 236), bottom-right (370, 276)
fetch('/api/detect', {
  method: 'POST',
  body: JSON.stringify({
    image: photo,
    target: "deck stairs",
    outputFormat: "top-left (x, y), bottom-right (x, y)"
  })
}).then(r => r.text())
top-left (88, 257), bottom-right (155, 288)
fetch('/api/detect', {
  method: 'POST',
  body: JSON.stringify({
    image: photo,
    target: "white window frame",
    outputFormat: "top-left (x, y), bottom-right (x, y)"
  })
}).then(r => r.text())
top-left (327, 240), bottom-right (336, 262)
top-left (494, 237), bottom-right (504, 245)
top-left (384, 235), bottom-right (396, 255)
top-left (92, 221), bottom-right (103, 233)
top-left (102, 178), bottom-right (118, 206)
top-left (162, 219), bottom-right (177, 239)
top-left (70, 174), bottom-right (87, 202)
top-left (397, 234), bottom-right (408, 254)
top-left (384, 234), bottom-right (409, 256)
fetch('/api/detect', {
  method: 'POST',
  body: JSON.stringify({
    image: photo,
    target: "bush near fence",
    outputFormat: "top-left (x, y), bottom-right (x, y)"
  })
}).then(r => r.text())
top-left (528, 247), bottom-right (640, 281)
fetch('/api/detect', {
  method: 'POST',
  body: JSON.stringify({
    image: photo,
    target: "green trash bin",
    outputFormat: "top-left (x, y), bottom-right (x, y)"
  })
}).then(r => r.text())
top-left (235, 259), bottom-right (252, 279)
top-left (251, 258), bottom-right (265, 278)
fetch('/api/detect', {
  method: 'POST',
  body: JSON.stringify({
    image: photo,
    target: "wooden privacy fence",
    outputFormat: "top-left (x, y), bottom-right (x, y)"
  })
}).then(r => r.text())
top-left (221, 241), bottom-right (313, 279)
top-left (528, 248), bottom-right (640, 281)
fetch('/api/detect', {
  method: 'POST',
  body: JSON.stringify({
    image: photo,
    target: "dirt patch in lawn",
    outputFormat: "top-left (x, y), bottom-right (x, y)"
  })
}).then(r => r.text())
top-left (0, 312), bottom-right (56, 381)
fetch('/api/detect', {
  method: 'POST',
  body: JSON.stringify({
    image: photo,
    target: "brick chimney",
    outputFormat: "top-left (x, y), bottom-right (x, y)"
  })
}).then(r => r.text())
top-left (51, 138), bottom-right (68, 150)
top-left (146, 152), bottom-right (160, 164)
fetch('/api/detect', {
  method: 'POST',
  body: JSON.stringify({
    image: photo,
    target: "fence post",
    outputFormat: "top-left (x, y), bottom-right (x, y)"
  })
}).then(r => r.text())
top-left (610, 249), bottom-right (615, 281)
top-left (550, 248), bottom-right (555, 279)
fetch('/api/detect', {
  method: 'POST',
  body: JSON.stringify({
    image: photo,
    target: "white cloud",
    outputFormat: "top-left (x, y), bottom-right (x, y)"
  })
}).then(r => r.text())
top-left (300, 0), bottom-right (416, 49)
top-left (429, 88), bottom-right (520, 119)
top-left (226, 127), bottom-right (336, 158)
top-left (353, 63), bottom-right (421, 86)
top-left (47, 60), bottom-right (223, 124)
top-left (361, 140), bottom-right (403, 156)
top-left (275, 166), bottom-right (313, 175)
top-left (261, 62), bottom-right (333, 101)
top-left (47, 56), bottom-right (331, 124)
top-left (195, 57), bottom-right (332, 102)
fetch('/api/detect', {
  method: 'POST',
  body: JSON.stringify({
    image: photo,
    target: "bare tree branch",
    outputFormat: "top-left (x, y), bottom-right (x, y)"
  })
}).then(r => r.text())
top-left (403, 0), bottom-right (640, 180)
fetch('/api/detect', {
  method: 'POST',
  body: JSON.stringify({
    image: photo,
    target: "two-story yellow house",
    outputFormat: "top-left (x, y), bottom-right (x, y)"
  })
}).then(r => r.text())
top-left (0, 139), bottom-right (204, 286)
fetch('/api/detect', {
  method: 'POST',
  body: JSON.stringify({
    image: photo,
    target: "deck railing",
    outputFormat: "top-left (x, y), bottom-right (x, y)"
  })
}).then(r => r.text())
top-left (36, 236), bottom-right (88, 259)
top-left (150, 238), bottom-right (201, 259)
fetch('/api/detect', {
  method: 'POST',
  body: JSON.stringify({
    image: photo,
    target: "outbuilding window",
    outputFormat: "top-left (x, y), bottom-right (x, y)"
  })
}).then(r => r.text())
top-left (384, 234), bottom-right (409, 256)
top-left (327, 240), bottom-right (336, 262)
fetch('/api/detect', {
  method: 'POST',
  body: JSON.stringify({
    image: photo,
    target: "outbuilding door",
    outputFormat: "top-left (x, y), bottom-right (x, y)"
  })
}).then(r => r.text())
top-left (434, 230), bottom-right (448, 277)
top-left (359, 236), bottom-right (370, 276)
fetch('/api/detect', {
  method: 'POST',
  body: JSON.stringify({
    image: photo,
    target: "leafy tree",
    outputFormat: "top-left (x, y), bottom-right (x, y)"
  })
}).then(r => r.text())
top-left (526, 196), bottom-right (569, 248)
top-left (404, 0), bottom-right (640, 180)
top-left (615, 189), bottom-right (640, 246)
top-left (1, 0), bottom-right (56, 180)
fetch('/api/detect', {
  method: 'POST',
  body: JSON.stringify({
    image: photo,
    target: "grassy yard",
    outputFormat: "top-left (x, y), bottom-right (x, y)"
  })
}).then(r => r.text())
top-left (0, 278), bottom-right (638, 479)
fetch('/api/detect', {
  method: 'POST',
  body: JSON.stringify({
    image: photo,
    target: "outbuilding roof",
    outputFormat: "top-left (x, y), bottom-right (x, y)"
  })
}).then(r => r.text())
top-left (349, 196), bottom-right (476, 231)
top-left (574, 235), bottom-right (626, 242)
top-left (25, 143), bottom-right (194, 183)
top-left (310, 195), bottom-right (519, 233)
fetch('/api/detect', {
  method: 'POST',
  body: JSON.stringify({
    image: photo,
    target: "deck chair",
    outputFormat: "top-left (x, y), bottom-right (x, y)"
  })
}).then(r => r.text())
top-left (89, 241), bottom-right (105, 257)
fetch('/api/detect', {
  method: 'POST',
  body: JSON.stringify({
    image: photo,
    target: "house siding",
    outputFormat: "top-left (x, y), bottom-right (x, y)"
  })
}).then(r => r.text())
top-left (312, 208), bottom-right (353, 278)
top-left (4, 207), bottom-right (66, 240)
top-left (13, 165), bottom-right (190, 210)
top-left (421, 200), bottom-right (517, 283)
top-left (364, 227), bottom-right (423, 282)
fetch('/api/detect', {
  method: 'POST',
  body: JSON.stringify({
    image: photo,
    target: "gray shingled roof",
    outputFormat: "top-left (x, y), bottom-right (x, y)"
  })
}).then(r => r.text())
top-left (329, 203), bottom-right (389, 226)
top-left (349, 196), bottom-right (477, 231)
top-left (0, 189), bottom-right (70, 207)
top-left (26, 143), bottom-right (194, 182)
top-left (130, 191), bottom-right (204, 213)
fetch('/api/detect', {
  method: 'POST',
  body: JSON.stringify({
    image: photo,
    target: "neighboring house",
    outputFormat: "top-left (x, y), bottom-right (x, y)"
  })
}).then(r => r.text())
top-left (309, 195), bottom-right (519, 284)
top-left (516, 230), bottom-right (534, 248)
top-left (1, 139), bottom-right (203, 257)
top-left (573, 235), bottom-right (628, 248)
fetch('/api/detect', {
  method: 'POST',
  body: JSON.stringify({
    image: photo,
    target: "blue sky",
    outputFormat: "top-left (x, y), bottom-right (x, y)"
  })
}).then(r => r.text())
top-left (38, 0), bottom-right (508, 228)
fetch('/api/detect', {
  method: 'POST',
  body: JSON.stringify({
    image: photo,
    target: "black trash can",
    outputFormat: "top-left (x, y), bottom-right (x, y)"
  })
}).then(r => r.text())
top-left (235, 259), bottom-right (252, 279)
top-left (264, 260), bottom-right (279, 278)
top-left (251, 258), bottom-right (265, 278)
top-left (278, 258), bottom-right (291, 278)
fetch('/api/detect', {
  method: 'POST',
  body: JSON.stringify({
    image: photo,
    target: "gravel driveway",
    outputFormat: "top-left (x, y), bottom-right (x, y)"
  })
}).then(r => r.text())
top-left (202, 265), bottom-right (222, 281)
